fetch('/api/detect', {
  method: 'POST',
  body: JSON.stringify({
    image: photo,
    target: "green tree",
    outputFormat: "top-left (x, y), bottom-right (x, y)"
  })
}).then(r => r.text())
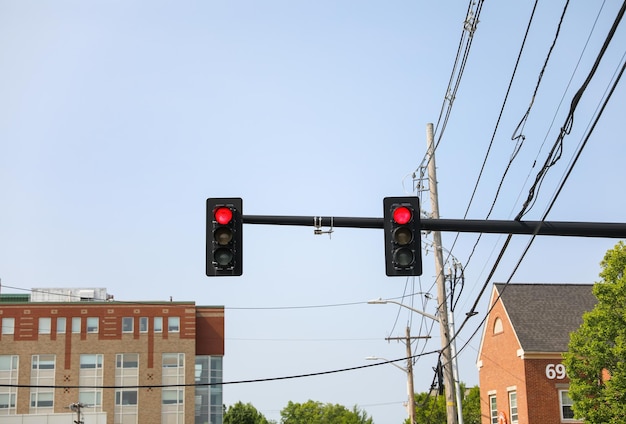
top-left (280, 400), bottom-right (373, 424)
top-left (224, 401), bottom-right (272, 424)
top-left (404, 384), bottom-right (480, 424)
top-left (461, 385), bottom-right (481, 424)
top-left (564, 241), bottom-right (626, 423)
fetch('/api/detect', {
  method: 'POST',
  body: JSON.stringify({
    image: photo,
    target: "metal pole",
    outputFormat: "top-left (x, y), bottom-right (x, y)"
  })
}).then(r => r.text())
top-left (449, 308), bottom-right (464, 424)
top-left (426, 123), bottom-right (458, 424)
top-left (242, 215), bottom-right (626, 238)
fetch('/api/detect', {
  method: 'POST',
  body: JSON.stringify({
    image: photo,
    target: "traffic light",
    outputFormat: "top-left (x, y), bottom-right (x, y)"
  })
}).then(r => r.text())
top-left (206, 198), bottom-right (242, 276)
top-left (383, 197), bottom-right (422, 276)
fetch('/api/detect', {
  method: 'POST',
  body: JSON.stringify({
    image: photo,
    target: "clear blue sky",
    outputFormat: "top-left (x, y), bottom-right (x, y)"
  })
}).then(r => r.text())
top-left (1, 1), bottom-right (625, 423)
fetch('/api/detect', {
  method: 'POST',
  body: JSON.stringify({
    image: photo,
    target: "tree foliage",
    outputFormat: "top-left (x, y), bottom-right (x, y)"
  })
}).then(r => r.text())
top-left (280, 400), bottom-right (373, 424)
top-left (563, 241), bottom-right (626, 423)
top-left (224, 401), bottom-right (272, 424)
top-left (403, 384), bottom-right (481, 424)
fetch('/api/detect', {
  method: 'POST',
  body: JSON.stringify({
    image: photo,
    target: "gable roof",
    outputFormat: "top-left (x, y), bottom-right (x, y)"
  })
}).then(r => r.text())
top-left (494, 283), bottom-right (596, 353)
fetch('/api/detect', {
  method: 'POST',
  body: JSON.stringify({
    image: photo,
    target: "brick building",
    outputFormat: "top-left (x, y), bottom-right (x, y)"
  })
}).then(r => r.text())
top-left (477, 283), bottom-right (596, 424)
top-left (0, 288), bottom-right (225, 424)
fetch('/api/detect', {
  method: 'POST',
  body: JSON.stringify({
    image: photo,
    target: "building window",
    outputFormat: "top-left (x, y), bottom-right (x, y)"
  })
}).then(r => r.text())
top-left (508, 391), bottom-right (518, 424)
top-left (57, 317), bottom-right (66, 334)
top-left (115, 354), bottom-right (139, 424)
top-left (493, 317), bottom-right (503, 334)
top-left (162, 353), bottom-right (185, 423)
top-left (0, 355), bottom-right (18, 415)
top-left (80, 354), bottom-right (103, 412)
top-left (154, 317), bottom-right (163, 333)
top-left (116, 353), bottom-right (139, 369)
top-left (30, 354), bottom-right (55, 414)
top-left (72, 317), bottom-right (81, 333)
top-left (80, 354), bottom-right (103, 369)
top-left (560, 390), bottom-right (575, 420)
top-left (38, 317), bottom-right (51, 334)
top-left (489, 395), bottom-right (497, 424)
top-left (116, 390), bottom-right (138, 406)
top-left (162, 389), bottom-right (184, 404)
top-left (195, 356), bottom-right (223, 424)
top-left (1, 318), bottom-right (15, 335)
top-left (139, 317), bottom-right (148, 333)
top-left (168, 317), bottom-right (180, 333)
top-left (122, 317), bottom-right (134, 333)
top-left (86, 317), bottom-right (99, 333)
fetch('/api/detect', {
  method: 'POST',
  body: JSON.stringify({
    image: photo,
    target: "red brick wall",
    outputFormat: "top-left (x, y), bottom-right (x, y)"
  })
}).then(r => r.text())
top-left (478, 289), bottom-right (582, 424)
top-left (478, 293), bottom-right (526, 424)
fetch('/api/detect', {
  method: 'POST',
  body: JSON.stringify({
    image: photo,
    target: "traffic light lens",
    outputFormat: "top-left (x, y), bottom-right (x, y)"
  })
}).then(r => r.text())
top-left (214, 227), bottom-right (233, 245)
top-left (393, 227), bottom-right (413, 245)
top-left (392, 206), bottom-right (412, 225)
top-left (214, 248), bottom-right (234, 267)
top-left (393, 248), bottom-right (414, 267)
top-left (214, 207), bottom-right (233, 225)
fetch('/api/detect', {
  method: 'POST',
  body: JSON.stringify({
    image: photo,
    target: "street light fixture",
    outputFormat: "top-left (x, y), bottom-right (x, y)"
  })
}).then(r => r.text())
top-left (368, 298), bottom-right (440, 322)
top-left (365, 356), bottom-right (407, 373)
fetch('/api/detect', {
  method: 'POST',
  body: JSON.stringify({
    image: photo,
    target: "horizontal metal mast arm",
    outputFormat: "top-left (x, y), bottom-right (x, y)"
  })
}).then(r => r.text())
top-left (242, 215), bottom-right (626, 238)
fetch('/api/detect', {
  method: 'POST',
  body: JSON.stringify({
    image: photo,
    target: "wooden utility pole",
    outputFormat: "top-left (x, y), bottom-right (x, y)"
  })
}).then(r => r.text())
top-left (385, 327), bottom-right (430, 424)
top-left (426, 123), bottom-right (458, 424)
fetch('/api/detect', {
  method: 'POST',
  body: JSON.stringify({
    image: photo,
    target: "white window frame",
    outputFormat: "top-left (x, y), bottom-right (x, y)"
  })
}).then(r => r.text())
top-left (57, 317), bottom-right (66, 334)
top-left (168, 317), bottom-right (180, 333)
top-left (139, 317), bottom-right (149, 333)
top-left (489, 394), bottom-right (497, 424)
top-left (508, 391), bottom-right (518, 424)
top-left (2, 318), bottom-right (15, 335)
top-left (122, 317), bottom-right (134, 333)
top-left (72, 317), bottom-right (81, 333)
top-left (154, 317), bottom-right (163, 333)
top-left (559, 389), bottom-right (575, 421)
top-left (86, 317), bottom-right (99, 333)
top-left (38, 317), bottom-right (51, 334)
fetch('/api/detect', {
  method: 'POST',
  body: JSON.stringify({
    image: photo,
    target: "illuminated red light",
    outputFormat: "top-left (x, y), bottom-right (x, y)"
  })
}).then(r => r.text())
top-left (214, 207), bottom-right (233, 225)
top-left (392, 206), bottom-right (412, 225)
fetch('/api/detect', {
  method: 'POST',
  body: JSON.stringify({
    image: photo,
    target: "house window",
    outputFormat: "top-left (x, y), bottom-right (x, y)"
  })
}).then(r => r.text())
top-left (57, 317), bottom-right (66, 334)
top-left (154, 317), bottom-right (163, 333)
top-left (1, 318), bottom-right (15, 335)
top-left (489, 395), bottom-right (497, 424)
top-left (72, 317), bottom-right (81, 333)
top-left (168, 317), bottom-right (180, 333)
top-left (122, 317), bottom-right (133, 333)
top-left (38, 317), bottom-right (51, 334)
top-left (86, 317), bottom-right (99, 333)
top-left (560, 390), bottom-right (575, 420)
top-left (508, 391), bottom-right (518, 424)
top-left (493, 317), bottom-right (503, 334)
top-left (139, 317), bottom-right (148, 333)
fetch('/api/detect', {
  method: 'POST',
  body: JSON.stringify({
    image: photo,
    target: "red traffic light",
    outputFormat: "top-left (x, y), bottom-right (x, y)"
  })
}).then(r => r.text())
top-left (214, 207), bottom-right (233, 225)
top-left (392, 206), bottom-right (412, 225)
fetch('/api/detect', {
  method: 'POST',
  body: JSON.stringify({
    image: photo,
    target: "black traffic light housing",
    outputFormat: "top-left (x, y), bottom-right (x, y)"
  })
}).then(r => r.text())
top-left (206, 197), bottom-right (243, 276)
top-left (383, 196), bottom-right (422, 276)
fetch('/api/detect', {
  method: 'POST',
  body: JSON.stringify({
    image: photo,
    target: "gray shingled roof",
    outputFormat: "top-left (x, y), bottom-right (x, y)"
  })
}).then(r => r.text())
top-left (494, 283), bottom-right (597, 353)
